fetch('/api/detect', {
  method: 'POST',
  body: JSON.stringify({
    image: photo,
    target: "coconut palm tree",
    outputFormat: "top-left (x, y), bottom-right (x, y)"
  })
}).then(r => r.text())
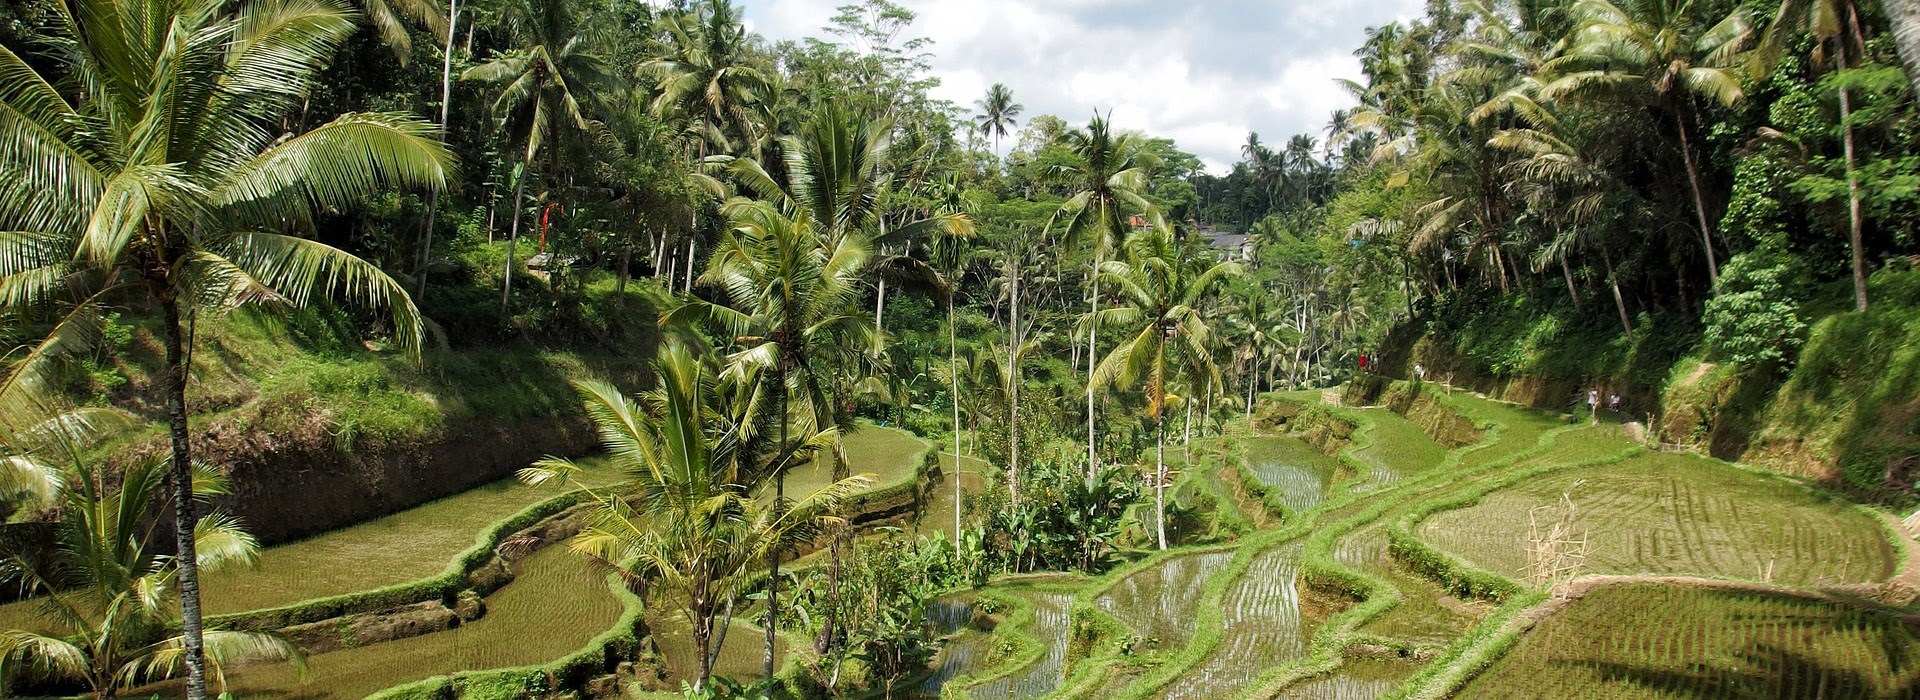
top-left (464, 0), bottom-right (606, 311)
top-left (1763, 0), bottom-right (1873, 311)
top-left (519, 344), bottom-right (868, 692)
top-left (0, 0), bottom-right (451, 694)
top-left (1087, 225), bottom-right (1241, 550)
top-left (1052, 115), bottom-right (1154, 485)
top-left (1542, 0), bottom-right (1755, 284)
top-left (1, 453), bottom-right (300, 698)
top-left (642, 0), bottom-right (770, 157)
top-left (974, 83), bottom-right (1024, 159)
top-left (358, 0), bottom-right (447, 62)
top-left (668, 195), bottom-right (875, 680)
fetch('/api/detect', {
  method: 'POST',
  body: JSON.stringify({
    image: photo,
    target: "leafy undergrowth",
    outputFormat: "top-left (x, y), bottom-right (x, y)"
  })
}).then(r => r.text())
top-left (1459, 584), bottom-right (1920, 699)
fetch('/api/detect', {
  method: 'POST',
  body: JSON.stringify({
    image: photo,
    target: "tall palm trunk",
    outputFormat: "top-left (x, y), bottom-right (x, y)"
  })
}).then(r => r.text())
top-left (1603, 248), bottom-right (1633, 337)
top-left (1672, 108), bottom-right (1721, 284)
top-left (1153, 403), bottom-right (1167, 551)
top-left (765, 369), bottom-right (787, 682)
top-left (418, 0), bottom-right (459, 299)
top-left (949, 295), bottom-right (963, 546)
top-left (1007, 255), bottom-right (1022, 510)
top-left (1085, 255), bottom-right (1102, 485)
top-left (1841, 86), bottom-right (1867, 312)
top-left (159, 295), bottom-right (208, 700)
top-left (1559, 249), bottom-right (1579, 306)
top-left (502, 159), bottom-right (530, 312)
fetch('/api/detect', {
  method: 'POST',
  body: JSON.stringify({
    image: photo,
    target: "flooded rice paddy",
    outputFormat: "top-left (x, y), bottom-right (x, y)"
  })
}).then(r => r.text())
top-left (1240, 437), bottom-right (1339, 512)
top-left (1157, 545), bottom-right (1313, 700)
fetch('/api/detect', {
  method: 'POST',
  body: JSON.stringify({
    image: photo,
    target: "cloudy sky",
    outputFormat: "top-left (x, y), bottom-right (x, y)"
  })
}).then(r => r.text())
top-left (739, 0), bottom-right (1424, 173)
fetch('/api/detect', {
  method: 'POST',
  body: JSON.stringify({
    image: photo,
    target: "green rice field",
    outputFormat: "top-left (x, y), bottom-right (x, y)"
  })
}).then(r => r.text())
top-left (1461, 584), bottom-right (1920, 699)
top-left (158, 545), bottom-right (625, 700)
top-left (1417, 452), bottom-right (1896, 585)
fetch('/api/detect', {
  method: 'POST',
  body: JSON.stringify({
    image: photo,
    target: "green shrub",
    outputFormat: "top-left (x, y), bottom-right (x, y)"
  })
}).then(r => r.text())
top-left (1703, 251), bottom-right (1808, 369)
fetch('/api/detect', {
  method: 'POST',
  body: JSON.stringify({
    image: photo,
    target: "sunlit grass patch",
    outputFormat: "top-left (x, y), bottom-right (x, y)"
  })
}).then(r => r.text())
top-left (1350, 408), bottom-right (1449, 490)
top-left (1461, 584), bottom-right (1920, 699)
top-left (1418, 452), bottom-right (1896, 585)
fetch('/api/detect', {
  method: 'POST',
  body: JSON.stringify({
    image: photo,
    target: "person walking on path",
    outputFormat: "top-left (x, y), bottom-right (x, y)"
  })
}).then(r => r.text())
top-left (1587, 389), bottom-right (1600, 424)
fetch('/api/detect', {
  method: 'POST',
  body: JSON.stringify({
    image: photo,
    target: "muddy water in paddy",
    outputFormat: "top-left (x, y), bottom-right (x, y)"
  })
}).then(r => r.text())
top-left (1097, 551), bottom-right (1232, 650)
top-left (966, 590), bottom-right (1075, 699)
top-left (1157, 544), bottom-right (1314, 700)
top-left (1282, 658), bottom-right (1417, 700)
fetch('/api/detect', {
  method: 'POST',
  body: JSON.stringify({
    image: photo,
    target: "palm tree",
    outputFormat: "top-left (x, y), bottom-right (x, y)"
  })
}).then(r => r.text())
top-left (1763, 0), bottom-right (1873, 311)
top-left (358, 0), bottom-right (448, 62)
top-left (974, 83), bottom-right (1024, 159)
top-left (1052, 114), bottom-right (1153, 485)
top-left (464, 0), bottom-right (606, 311)
top-left (668, 196), bottom-right (875, 681)
top-left (1087, 225), bottom-right (1241, 549)
top-left (519, 344), bottom-right (869, 692)
top-left (1, 453), bottom-right (301, 698)
top-left (643, 0), bottom-right (770, 157)
top-left (0, 1), bottom-right (451, 695)
top-left (1543, 0), bottom-right (1755, 284)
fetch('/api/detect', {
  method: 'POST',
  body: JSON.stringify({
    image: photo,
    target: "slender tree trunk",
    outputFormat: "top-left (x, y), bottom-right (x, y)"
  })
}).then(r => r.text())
top-left (1673, 109), bottom-right (1721, 283)
top-left (160, 296), bottom-right (208, 700)
top-left (1154, 409), bottom-right (1167, 551)
top-left (765, 371), bottom-right (788, 682)
top-left (1007, 256), bottom-right (1022, 510)
top-left (684, 238), bottom-right (696, 294)
top-left (503, 162), bottom-right (529, 312)
top-left (1603, 248), bottom-right (1633, 337)
top-left (418, 0), bottom-right (459, 300)
top-left (1838, 76), bottom-right (1869, 312)
top-left (1560, 249), bottom-right (1579, 307)
top-left (1183, 395), bottom-right (1193, 469)
top-left (692, 590), bottom-right (713, 692)
top-left (950, 295), bottom-right (963, 546)
top-left (1085, 255), bottom-right (1102, 485)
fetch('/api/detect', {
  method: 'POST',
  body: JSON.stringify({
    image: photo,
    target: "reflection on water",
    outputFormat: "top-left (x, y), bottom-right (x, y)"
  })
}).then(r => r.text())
top-left (1158, 545), bottom-right (1309, 700)
top-left (1242, 438), bottom-right (1337, 513)
top-left (968, 591), bottom-right (1074, 699)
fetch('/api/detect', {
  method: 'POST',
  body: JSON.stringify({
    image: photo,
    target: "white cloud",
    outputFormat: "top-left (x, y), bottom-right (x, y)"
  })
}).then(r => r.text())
top-left (740, 0), bottom-right (1422, 173)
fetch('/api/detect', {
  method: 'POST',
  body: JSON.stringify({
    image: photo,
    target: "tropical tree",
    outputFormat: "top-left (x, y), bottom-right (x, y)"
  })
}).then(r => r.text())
top-left (643, 0), bottom-right (771, 157)
top-left (0, 0), bottom-right (451, 695)
top-left (669, 195), bottom-right (875, 680)
top-left (1087, 225), bottom-right (1240, 550)
top-left (464, 0), bottom-right (607, 310)
top-left (1763, 0), bottom-right (1874, 310)
top-left (519, 344), bottom-right (869, 692)
top-left (356, 0), bottom-right (447, 62)
top-left (974, 83), bottom-right (1024, 158)
top-left (1543, 0), bottom-right (1755, 283)
top-left (1051, 115), bottom-right (1154, 484)
top-left (1, 452), bottom-right (300, 698)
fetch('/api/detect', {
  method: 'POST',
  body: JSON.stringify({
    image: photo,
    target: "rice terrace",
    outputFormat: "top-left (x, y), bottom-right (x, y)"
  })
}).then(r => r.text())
top-left (4, 0), bottom-right (1920, 698)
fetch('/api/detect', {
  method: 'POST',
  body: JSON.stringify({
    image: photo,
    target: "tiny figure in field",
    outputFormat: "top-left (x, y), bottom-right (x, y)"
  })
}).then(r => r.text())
top-left (1414, 363), bottom-right (1426, 382)
top-left (1609, 393), bottom-right (1621, 413)
top-left (1587, 389), bottom-right (1599, 423)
